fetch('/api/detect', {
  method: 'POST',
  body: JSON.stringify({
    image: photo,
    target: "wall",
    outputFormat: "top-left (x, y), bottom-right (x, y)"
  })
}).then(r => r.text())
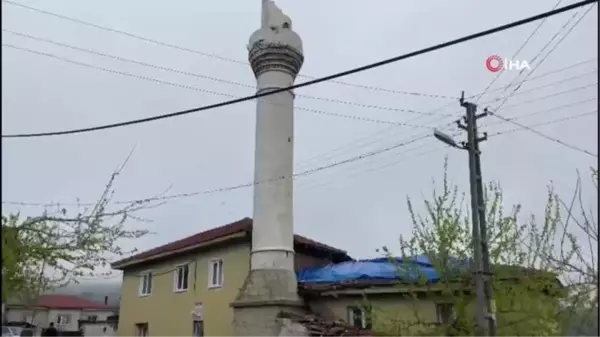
top-left (309, 288), bottom-right (562, 335)
top-left (294, 252), bottom-right (332, 272)
top-left (6, 308), bottom-right (49, 327)
top-left (82, 322), bottom-right (116, 336)
top-left (6, 308), bottom-right (115, 332)
top-left (118, 242), bottom-right (251, 336)
top-left (308, 293), bottom-right (443, 335)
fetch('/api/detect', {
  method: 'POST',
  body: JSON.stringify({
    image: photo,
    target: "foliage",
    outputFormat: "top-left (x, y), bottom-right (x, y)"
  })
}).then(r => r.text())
top-left (372, 159), bottom-right (596, 336)
top-left (1, 156), bottom-right (164, 307)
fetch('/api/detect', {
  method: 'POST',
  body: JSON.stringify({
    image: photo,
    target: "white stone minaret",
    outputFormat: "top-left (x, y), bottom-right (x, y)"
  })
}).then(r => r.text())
top-left (231, 1), bottom-right (306, 336)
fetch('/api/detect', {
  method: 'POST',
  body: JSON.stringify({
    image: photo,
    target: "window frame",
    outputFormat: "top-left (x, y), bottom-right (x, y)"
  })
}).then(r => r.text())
top-left (139, 271), bottom-right (153, 297)
top-left (208, 259), bottom-right (224, 289)
top-left (135, 323), bottom-right (148, 337)
top-left (347, 306), bottom-right (372, 329)
top-left (435, 302), bottom-right (457, 324)
top-left (56, 314), bottom-right (71, 326)
top-left (173, 263), bottom-right (190, 293)
top-left (192, 320), bottom-right (204, 337)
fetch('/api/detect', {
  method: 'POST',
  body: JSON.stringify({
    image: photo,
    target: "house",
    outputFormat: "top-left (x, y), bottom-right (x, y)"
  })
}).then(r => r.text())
top-left (111, 217), bottom-right (352, 336)
top-left (112, 217), bottom-right (564, 336)
top-left (297, 258), bottom-right (565, 335)
top-left (5, 294), bottom-right (118, 333)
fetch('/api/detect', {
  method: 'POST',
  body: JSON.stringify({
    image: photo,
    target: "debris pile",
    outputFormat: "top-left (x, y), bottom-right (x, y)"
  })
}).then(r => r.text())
top-left (278, 311), bottom-right (372, 336)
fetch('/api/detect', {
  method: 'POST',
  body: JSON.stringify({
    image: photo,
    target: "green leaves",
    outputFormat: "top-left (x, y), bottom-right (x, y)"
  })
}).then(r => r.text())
top-left (373, 160), bottom-right (596, 336)
top-left (2, 162), bottom-right (159, 306)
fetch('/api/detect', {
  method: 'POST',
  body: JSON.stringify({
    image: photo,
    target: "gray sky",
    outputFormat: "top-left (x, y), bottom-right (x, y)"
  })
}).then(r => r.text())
top-left (2, 0), bottom-right (598, 278)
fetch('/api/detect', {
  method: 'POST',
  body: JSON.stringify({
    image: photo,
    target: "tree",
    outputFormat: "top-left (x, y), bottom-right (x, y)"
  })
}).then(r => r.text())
top-left (372, 160), bottom-right (595, 336)
top-left (1, 155), bottom-right (166, 317)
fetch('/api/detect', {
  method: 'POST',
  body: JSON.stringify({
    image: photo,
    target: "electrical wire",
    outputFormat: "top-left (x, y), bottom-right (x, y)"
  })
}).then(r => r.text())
top-left (474, 0), bottom-right (565, 103)
top-left (298, 58), bottom-right (597, 170)
top-left (487, 108), bottom-right (598, 157)
top-left (0, 40), bottom-right (452, 118)
top-left (1, 43), bottom-right (446, 127)
top-left (478, 70), bottom-right (597, 106)
top-left (0, 0), bottom-right (457, 100)
top-left (497, 82), bottom-right (597, 110)
top-left (296, 71), bottom-right (597, 171)
top-left (2, 0), bottom-right (596, 138)
top-left (2, 134), bottom-right (431, 207)
top-left (1, 28), bottom-right (457, 105)
top-left (301, 110), bottom-right (598, 192)
top-left (484, 96), bottom-right (597, 128)
top-left (488, 110), bottom-right (597, 138)
top-left (5, 101), bottom-right (594, 208)
top-left (492, 2), bottom-right (596, 112)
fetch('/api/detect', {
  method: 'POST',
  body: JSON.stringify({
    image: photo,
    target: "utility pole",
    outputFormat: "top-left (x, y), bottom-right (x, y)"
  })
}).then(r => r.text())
top-left (456, 92), bottom-right (496, 336)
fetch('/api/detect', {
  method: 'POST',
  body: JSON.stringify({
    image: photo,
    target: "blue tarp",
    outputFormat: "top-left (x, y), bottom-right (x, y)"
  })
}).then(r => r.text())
top-left (297, 255), bottom-right (471, 284)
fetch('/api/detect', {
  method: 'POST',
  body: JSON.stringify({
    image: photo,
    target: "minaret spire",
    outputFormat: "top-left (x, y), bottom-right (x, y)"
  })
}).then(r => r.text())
top-left (232, 1), bottom-right (306, 335)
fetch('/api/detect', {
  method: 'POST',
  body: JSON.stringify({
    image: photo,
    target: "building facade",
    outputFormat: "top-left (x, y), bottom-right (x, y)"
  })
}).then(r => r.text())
top-left (5, 294), bottom-right (117, 332)
top-left (112, 218), bottom-right (351, 336)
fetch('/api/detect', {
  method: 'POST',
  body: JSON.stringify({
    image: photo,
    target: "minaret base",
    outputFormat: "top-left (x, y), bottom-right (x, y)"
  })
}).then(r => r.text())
top-left (231, 270), bottom-right (307, 336)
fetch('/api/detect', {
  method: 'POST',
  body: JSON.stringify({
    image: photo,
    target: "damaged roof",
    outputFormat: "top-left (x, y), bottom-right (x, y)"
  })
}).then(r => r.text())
top-left (112, 217), bottom-right (352, 269)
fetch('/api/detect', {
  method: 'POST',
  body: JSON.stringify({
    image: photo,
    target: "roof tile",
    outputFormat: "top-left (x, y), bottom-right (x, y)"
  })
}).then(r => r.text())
top-left (34, 295), bottom-right (113, 310)
top-left (112, 218), bottom-right (350, 268)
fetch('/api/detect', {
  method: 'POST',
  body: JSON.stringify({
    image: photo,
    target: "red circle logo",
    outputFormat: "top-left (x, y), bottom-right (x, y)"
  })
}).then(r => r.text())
top-left (486, 55), bottom-right (503, 72)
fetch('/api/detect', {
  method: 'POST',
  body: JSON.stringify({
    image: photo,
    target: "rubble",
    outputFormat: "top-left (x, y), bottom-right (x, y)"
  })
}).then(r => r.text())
top-left (278, 311), bottom-right (372, 336)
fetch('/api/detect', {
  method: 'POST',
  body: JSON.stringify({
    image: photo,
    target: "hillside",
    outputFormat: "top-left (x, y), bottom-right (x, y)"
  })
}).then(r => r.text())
top-left (49, 281), bottom-right (122, 307)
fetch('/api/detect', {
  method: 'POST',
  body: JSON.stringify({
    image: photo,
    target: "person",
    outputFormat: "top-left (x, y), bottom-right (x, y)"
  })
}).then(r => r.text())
top-left (43, 322), bottom-right (58, 337)
top-left (102, 327), bottom-right (108, 336)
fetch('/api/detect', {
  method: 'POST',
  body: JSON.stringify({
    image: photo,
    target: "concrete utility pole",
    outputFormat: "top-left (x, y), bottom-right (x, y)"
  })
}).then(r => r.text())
top-left (457, 93), bottom-right (497, 336)
top-left (232, 1), bottom-right (306, 336)
top-left (433, 92), bottom-right (497, 336)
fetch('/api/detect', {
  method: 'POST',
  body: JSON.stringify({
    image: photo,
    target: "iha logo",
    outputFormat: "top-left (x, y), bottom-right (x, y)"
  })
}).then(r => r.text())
top-left (485, 55), bottom-right (531, 72)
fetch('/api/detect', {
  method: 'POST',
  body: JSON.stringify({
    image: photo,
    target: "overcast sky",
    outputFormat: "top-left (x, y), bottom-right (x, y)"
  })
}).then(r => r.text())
top-left (2, 0), bottom-right (598, 280)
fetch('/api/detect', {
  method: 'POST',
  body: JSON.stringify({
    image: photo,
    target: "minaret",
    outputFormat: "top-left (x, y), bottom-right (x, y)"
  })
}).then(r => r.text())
top-left (231, 1), bottom-right (305, 336)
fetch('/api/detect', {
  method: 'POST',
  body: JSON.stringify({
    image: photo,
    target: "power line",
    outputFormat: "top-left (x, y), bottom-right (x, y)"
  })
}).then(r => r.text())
top-left (299, 92), bottom-right (599, 188)
top-left (488, 109), bottom-right (597, 138)
top-left (487, 108), bottom-right (598, 157)
top-left (298, 57), bottom-right (597, 169)
top-left (1, 0), bottom-right (457, 100)
top-left (498, 82), bottom-right (597, 110)
top-left (2, 134), bottom-right (430, 207)
top-left (0, 33), bottom-right (454, 118)
top-left (492, 2), bottom-right (596, 112)
top-left (296, 72), bottom-right (597, 170)
top-left (1, 28), bottom-right (456, 103)
top-left (301, 109), bottom-right (598, 192)
top-left (478, 70), bottom-right (597, 105)
top-left (474, 0), bottom-right (564, 102)
top-left (2, 0), bottom-right (596, 138)
top-left (1, 43), bottom-right (447, 127)
top-left (484, 96), bottom-right (597, 127)
top-left (6, 102), bottom-right (594, 208)
top-left (303, 5), bottom-right (598, 189)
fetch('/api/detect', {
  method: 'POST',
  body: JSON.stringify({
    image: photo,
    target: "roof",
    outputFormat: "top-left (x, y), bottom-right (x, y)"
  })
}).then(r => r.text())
top-left (12, 295), bottom-right (115, 310)
top-left (298, 257), bottom-right (563, 293)
top-left (112, 217), bottom-right (351, 269)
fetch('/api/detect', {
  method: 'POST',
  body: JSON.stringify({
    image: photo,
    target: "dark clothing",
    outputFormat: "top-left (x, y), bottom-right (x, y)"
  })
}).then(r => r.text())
top-left (43, 327), bottom-right (58, 337)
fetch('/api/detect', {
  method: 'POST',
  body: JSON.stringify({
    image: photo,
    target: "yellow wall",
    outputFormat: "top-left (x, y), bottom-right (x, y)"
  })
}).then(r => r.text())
top-left (311, 290), bottom-right (561, 336)
top-left (309, 294), bottom-right (448, 335)
top-left (117, 242), bottom-right (251, 336)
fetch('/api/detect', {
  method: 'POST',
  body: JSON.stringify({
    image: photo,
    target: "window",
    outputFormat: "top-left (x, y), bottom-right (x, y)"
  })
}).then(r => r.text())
top-left (192, 320), bottom-right (204, 337)
top-left (174, 264), bottom-right (190, 292)
top-left (436, 303), bottom-right (457, 324)
top-left (347, 306), bottom-right (372, 329)
top-left (57, 314), bottom-right (71, 325)
top-left (208, 259), bottom-right (224, 288)
top-left (135, 323), bottom-right (148, 337)
top-left (86, 315), bottom-right (98, 322)
top-left (139, 272), bottom-right (153, 296)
